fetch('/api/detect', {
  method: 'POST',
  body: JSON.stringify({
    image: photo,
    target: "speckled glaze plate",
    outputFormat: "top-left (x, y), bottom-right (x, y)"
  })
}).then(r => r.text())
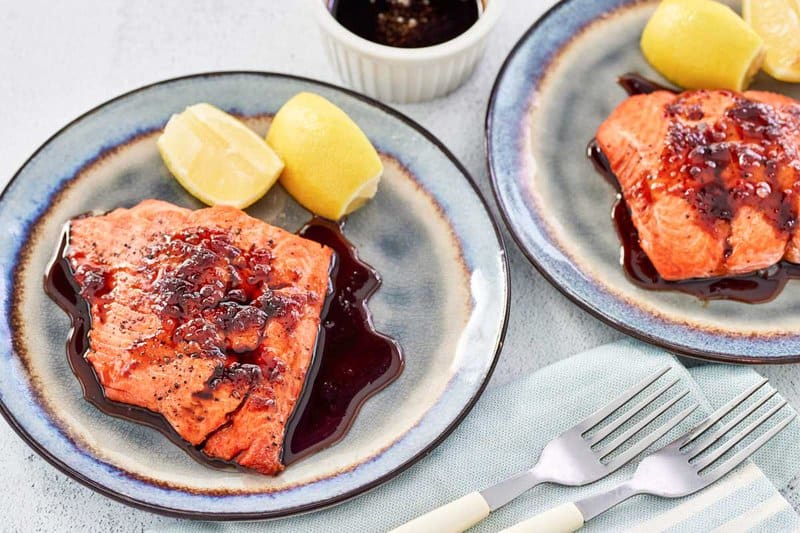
top-left (487, 0), bottom-right (800, 364)
top-left (0, 72), bottom-right (508, 519)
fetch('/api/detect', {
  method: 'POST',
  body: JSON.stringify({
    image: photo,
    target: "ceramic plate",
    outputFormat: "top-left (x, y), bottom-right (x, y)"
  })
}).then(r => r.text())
top-left (0, 72), bottom-right (508, 519)
top-left (487, 0), bottom-right (800, 364)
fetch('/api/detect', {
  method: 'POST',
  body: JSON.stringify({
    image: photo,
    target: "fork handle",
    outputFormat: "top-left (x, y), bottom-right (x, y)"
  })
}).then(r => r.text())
top-left (389, 492), bottom-right (491, 533)
top-left (500, 503), bottom-right (584, 533)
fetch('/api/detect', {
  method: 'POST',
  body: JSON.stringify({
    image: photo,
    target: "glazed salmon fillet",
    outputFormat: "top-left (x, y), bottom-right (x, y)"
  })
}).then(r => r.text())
top-left (596, 89), bottom-right (800, 280)
top-left (65, 199), bottom-right (333, 474)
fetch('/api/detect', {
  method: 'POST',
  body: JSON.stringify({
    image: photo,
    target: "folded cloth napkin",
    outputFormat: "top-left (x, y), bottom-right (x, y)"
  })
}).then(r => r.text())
top-left (155, 340), bottom-right (800, 532)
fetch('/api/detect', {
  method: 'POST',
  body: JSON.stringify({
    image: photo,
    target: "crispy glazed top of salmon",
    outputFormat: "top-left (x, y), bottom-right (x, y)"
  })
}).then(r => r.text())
top-left (596, 89), bottom-right (800, 281)
top-left (66, 199), bottom-right (333, 475)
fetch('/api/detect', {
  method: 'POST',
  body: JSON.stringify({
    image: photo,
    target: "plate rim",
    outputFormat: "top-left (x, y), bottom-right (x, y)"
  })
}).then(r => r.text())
top-left (0, 70), bottom-right (511, 520)
top-left (484, 0), bottom-right (800, 366)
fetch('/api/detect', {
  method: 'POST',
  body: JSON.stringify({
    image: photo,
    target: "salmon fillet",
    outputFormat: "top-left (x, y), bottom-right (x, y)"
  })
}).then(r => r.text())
top-left (596, 89), bottom-right (800, 280)
top-left (65, 199), bottom-right (333, 474)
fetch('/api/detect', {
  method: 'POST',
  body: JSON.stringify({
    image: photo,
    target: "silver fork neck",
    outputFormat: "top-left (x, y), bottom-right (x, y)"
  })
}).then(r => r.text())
top-left (480, 467), bottom-right (551, 511)
top-left (574, 481), bottom-right (641, 521)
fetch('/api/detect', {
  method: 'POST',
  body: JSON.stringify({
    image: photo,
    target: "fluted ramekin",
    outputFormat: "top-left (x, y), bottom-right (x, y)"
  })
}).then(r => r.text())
top-left (312, 0), bottom-right (503, 104)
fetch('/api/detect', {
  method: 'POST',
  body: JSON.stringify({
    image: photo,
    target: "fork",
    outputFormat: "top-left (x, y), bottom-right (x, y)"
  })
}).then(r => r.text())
top-left (391, 366), bottom-right (697, 532)
top-left (501, 378), bottom-right (796, 532)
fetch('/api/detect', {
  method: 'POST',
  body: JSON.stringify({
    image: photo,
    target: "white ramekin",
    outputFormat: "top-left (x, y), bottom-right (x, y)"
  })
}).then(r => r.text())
top-left (312, 0), bottom-right (503, 104)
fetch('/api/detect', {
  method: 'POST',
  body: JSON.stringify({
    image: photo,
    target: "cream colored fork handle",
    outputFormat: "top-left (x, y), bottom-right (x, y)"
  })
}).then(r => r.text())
top-left (389, 492), bottom-right (491, 533)
top-left (500, 503), bottom-right (585, 533)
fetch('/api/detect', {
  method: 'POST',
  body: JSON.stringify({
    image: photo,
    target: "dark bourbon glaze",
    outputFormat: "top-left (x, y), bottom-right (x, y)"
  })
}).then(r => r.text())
top-left (329, 0), bottom-right (481, 48)
top-left (588, 73), bottom-right (800, 303)
top-left (45, 217), bottom-right (403, 471)
top-left (616, 72), bottom-right (675, 96)
top-left (285, 217), bottom-right (403, 465)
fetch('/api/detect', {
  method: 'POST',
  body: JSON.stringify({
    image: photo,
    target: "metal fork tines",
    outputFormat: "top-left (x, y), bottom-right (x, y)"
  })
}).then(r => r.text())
top-left (480, 365), bottom-right (697, 510)
top-left (503, 378), bottom-right (796, 532)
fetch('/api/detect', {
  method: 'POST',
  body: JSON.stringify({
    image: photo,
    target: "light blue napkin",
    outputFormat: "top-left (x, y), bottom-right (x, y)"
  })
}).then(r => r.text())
top-left (154, 339), bottom-right (800, 532)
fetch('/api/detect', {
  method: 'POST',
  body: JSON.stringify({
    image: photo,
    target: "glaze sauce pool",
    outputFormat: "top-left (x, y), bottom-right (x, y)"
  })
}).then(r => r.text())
top-left (617, 72), bottom-right (676, 96)
top-left (329, 0), bottom-right (481, 48)
top-left (45, 217), bottom-right (403, 471)
top-left (285, 217), bottom-right (403, 465)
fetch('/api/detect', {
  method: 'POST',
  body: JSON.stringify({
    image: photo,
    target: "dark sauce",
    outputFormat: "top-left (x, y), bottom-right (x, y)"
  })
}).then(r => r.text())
top-left (284, 217), bottom-right (403, 465)
top-left (45, 217), bottom-right (403, 471)
top-left (589, 74), bottom-right (800, 303)
top-left (329, 0), bottom-right (481, 48)
top-left (617, 72), bottom-right (676, 96)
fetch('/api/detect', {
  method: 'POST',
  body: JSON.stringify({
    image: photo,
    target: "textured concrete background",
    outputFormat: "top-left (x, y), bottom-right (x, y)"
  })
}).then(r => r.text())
top-left (1, 1), bottom-right (799, 531)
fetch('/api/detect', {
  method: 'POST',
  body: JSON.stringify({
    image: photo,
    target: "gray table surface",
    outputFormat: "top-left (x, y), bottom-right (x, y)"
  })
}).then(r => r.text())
top-left (2, 1), bottom-right (800, 531)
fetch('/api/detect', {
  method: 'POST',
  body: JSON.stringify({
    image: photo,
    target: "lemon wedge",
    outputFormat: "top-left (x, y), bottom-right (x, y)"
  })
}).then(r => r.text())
top-left (744, 0), bottom-right (800, 82)
top-left (266, 92), bottom-right (383, 220)
top-left (157, 103), bottom-right (284, 209)
top-left (641, 0), bottom-right (764, 90)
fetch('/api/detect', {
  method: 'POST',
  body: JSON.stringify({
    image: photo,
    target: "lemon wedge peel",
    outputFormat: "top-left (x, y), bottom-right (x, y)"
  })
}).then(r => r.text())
top-left (640, 0), bottom-right (765, 91)
top-left (157, 103), bottom-right (284, 209)
top-left (266, 92), bottom-right (383, 221)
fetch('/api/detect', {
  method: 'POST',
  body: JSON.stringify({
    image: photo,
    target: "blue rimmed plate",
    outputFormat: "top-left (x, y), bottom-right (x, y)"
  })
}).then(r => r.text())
top-left (0, 72), bottom-right (509, 519)
top-left (487, 0), bottom-right (800, 364)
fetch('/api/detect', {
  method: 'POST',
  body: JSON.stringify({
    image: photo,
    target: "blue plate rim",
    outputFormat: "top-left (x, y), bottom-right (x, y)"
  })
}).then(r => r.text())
top-left (484, 0), bottom-right (800, 365)
top-left (0, 70), bottom-right (511, 520)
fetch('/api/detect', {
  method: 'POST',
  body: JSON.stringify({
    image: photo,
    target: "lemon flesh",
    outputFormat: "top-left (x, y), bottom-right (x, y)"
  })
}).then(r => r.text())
top-left (266, 92), bottom-right (383, 221)
top-left (744, 0), bottom-right (800, 82)
top-left (157, 103), bottom-right (284, 209)
top-left (641, 0), bottom-right (764, 90)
